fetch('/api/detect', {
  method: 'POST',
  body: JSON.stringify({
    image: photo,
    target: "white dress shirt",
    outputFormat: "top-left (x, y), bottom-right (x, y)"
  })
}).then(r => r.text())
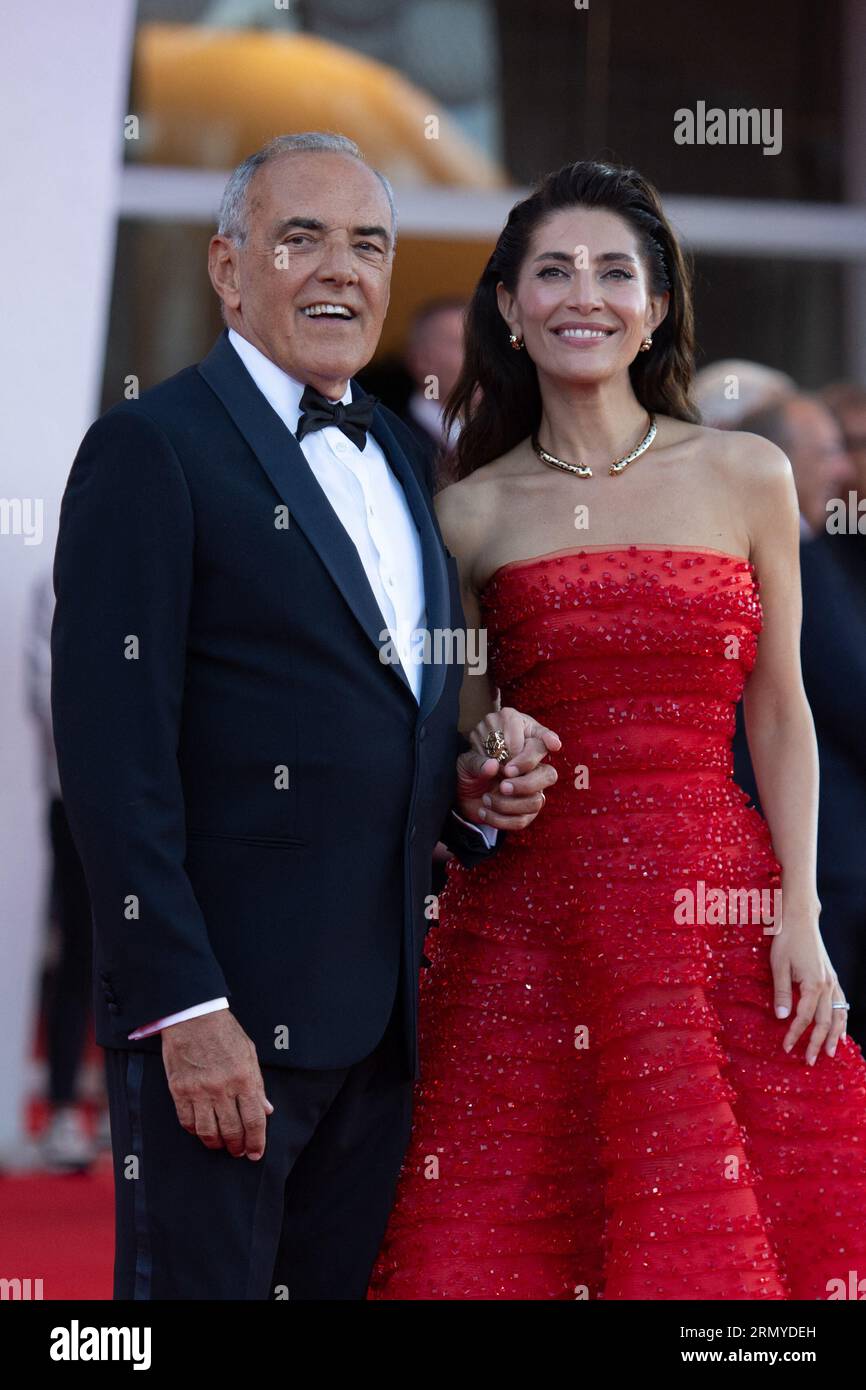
top-left (407, 391), bottom-right (461, 449)
top-left (130, 329), bottom-right (491, 1039)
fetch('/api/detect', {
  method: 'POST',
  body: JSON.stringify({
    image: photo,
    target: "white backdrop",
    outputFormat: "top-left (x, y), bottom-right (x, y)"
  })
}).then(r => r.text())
top-left (0, 0), bottom-right (136, 1150)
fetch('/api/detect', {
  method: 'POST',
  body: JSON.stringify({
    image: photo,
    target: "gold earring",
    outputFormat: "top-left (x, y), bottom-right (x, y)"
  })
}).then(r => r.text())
top-left (639, 336), bottom-right (653, 352)
top-left (508, 332), bottom-right (524, 351)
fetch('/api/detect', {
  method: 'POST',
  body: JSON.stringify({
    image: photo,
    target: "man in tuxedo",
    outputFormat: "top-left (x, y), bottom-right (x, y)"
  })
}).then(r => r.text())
top-left (51, 132), bottom-right (558, 1300)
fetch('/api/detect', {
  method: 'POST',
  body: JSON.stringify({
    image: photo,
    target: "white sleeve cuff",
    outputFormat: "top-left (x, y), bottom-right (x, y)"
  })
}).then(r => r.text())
top-left (451, 810), bottom-right (498, 849)
top-left (128, 997), bottom-right (230, 1039)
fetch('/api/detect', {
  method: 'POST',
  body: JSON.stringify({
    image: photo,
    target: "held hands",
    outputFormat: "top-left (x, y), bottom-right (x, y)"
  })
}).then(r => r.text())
top-left (457, 707), bottom-right (560, 832)
top-left (770, 910), bottom-right (848, 1064)
top-left (161, 1009), bottom-right (274, 1159)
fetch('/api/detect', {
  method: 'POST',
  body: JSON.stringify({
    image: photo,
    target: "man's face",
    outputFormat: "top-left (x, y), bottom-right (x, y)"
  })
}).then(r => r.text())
top-left (209, 151), bottom-right (394, 398)
top-left (785, 398), bottom-right (855, 533)
top-left (407, 307), bottom-right (466, 401)
top-left (837, 403), bottom-right (866, 499)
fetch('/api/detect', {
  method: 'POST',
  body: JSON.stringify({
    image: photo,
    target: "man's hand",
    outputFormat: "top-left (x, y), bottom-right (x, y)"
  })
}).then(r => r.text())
top-left (457, 707), bottom-right (560, 831)
top-left (161, 1009), bottom-right (274, 1161)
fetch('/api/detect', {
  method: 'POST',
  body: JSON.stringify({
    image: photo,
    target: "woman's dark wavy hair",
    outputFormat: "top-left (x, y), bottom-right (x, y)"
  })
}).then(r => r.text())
top-left (445, 160), bottom-right (699, 479)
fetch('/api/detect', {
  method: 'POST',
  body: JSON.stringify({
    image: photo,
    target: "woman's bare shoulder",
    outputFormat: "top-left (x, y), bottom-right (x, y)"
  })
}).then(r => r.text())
top-left (665, 418), bottom-right (793, 494)
top-left (434, 448), bottom-right (524, 556)
top-left (717, 426), bottom-right (793, 481)
top-left (709, 427), bottom-right (799, 557)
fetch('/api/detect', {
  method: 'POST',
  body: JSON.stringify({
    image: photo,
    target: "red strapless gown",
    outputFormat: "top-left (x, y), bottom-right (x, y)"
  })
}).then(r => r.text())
top-left (369, 544), bottom-right (866, 1301)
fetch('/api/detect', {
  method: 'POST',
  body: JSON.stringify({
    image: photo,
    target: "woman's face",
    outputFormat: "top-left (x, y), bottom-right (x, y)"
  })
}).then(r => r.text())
top-left (497, 205), bottom-right (669, 386)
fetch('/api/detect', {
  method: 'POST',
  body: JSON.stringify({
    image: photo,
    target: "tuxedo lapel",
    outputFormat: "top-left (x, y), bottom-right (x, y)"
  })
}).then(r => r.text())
top-left (197, 332), bottom-right (448, 715)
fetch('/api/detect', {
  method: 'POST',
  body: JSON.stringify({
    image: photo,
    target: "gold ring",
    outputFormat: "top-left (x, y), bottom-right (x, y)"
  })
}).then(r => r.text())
top-left (484, 729), bottom-right (509, 764)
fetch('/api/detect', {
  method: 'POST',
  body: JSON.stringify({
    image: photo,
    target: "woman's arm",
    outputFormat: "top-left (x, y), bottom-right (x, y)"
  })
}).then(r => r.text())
top-left (435, 481), bottom-right (560, 832)
top-left (454, 559), bottom-right (501, 737)
top-left (739, 432), bottom-right (846, 1061)
top-left (434, 481), bottom-right (498, 735)
top-left (742, 435), bottom-right (819, 913)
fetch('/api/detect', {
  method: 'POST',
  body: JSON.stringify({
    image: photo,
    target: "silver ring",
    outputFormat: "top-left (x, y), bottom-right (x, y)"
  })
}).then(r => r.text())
top-left (832, 1002), bottom-right (850, 1010)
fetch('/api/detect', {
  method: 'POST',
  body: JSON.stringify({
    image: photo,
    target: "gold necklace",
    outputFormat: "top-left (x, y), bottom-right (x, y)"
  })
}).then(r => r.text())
top-left (531, 413), bottom-right (657, 478)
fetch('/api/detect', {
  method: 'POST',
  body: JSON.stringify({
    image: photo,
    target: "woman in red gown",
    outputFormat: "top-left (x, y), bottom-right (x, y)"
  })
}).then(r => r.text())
top-left (369, 160), bottom-right (866, 1300)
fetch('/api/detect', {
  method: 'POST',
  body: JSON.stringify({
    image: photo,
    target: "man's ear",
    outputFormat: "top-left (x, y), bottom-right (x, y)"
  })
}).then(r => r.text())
top-left (208, 235), bottom-right (241, 313)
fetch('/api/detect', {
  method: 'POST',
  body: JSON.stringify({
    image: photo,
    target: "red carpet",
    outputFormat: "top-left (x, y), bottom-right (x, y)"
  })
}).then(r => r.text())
top-left (1, 1006), bottom-right (114, 1299)
top-left (0, 1163), bottom-right (115, 1300)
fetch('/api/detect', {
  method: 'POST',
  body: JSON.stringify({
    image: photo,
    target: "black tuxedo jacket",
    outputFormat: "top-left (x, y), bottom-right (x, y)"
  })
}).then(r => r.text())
top-left (51, 330), bottom-right (489, 1078)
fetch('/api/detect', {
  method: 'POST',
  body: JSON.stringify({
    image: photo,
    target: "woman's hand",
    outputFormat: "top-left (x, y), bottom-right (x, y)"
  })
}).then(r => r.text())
top-left (456, 707), bottom-right (560, 832)
top-left (770, 914), bottom-right (848, 1063)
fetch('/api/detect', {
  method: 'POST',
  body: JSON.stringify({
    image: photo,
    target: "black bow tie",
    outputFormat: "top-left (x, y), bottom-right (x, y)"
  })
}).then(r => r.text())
top-left (296, 384), bottom-right (378, 451)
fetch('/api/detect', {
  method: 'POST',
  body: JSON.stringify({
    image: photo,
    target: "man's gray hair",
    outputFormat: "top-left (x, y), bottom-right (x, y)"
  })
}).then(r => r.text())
top-left (217, 132), bottom-right (397, 247)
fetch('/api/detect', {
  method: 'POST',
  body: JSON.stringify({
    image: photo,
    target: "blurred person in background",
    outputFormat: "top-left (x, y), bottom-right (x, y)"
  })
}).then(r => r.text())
top-left (737, 394), bottom-right (852, 537)
top-left (693, 358), bottom-right (795, 430)
top-left (26, 571), bottom-right (100, 1171)
top-left (820, 381), bottom-right (866, 507)
top-left (398, 299), bottom-right (466, 488)
top-left (732, 392), bottom-right (866, 1040)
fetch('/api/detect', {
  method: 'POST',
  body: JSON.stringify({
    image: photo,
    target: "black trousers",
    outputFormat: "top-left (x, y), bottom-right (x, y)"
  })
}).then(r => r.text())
top-left (105, 989), bottom-right (413, 1300)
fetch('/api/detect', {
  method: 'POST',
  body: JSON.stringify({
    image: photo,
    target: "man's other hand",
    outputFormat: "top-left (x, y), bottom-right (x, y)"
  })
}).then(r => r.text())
top-left (161, 1009), bottom-right (274, 1161)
